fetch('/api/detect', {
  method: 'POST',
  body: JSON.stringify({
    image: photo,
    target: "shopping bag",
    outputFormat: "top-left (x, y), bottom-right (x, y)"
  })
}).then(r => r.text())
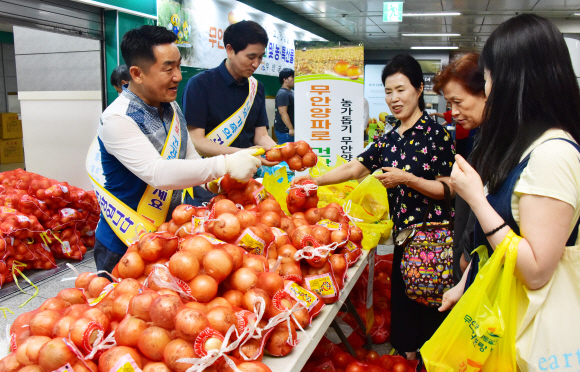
top-left (262, 166), bottom-right (290, 215)
top-left (344, 176), bottom-right (390, 224)
top-left (421, 230), bottom-right (520, 372)
top-left (515, 243), bottom-right (580, 371)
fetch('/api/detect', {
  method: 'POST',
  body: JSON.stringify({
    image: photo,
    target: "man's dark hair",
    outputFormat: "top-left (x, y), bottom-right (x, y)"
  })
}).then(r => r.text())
top-left (110, 65), bottom-right (130, 87)
top-left (121, 25), bottom-right (177, 69)
top-left (223, 20), bottom-right (268, 54)
top-left (279, 68), bottom-right (294, 84)
top-left (381, 54), bottom-right (425, 111)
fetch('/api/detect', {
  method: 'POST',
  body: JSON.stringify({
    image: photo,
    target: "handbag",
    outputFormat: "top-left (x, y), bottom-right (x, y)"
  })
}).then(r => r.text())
top-left (396, 181), bottom-right (454, 307)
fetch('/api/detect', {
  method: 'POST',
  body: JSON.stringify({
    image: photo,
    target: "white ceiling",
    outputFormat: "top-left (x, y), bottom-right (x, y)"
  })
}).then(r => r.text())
top-left (273, 0), bottom-right (580, 50)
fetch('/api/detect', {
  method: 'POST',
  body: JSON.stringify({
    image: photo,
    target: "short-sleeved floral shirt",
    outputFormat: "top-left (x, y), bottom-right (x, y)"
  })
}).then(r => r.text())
top-left (357, 112), bottom-right (456, 234)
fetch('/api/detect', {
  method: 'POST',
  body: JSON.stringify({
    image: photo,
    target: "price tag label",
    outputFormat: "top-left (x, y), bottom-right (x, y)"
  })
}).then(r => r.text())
top-left (304, 273), bottom-right (337, 298)
top-left (235, 228), bottom-right (266, 255)
top-left (284, 281), bottom-right (319, 311)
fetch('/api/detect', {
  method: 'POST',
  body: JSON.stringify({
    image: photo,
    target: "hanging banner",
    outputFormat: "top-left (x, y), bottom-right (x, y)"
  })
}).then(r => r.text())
top-left (157, 0), bottom-right (309, 76)
top-left (294, 41), bottom-right (365, 167)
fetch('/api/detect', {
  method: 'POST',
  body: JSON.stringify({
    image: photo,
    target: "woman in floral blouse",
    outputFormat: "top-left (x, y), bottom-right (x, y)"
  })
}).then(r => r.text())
top-left (293, 54), bottom-right (456, 362)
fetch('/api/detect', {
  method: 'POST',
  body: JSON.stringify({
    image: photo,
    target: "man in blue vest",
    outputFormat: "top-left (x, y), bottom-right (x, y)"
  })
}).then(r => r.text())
top-left (182, 21), bottom-right (279, 203)
top-left (90, 25), bottom-right (261, 273)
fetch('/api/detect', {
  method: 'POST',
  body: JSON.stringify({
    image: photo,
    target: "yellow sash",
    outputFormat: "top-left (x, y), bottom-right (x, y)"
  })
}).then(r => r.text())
top-left (87, 102), bottom-right (182, 245)
top-left (182, 76), bottom-right (258, 202)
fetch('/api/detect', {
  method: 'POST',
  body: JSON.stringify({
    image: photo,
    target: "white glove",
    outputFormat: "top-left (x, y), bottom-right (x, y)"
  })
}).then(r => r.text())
top-left (224, 149), bottom-right (261, 183)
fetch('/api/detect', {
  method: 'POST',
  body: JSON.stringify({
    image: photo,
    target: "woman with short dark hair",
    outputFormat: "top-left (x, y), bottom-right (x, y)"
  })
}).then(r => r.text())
top-left (293, 53), bottom-right (456, 360)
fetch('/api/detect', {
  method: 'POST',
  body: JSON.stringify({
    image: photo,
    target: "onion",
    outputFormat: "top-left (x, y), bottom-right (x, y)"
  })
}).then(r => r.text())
top-left (287, 188), bottom-right (306, 209)
top-left (20, 366), bottom-right (42, 372)
top-left (138, 326), bottom-right (173, 361)
top-left (243, 181), bottom-right (263, 202)
top-left (144, 258), bottom-right (169, 277)
top-left (287, 155), bottom-right (303, 171)
top-left (143, 362), bottom-right (172, 372)
top-left (278, 244), bottom-right (298, 264)
top-left (221, 244), bottom-right (245, 271)
top-left (115, 278), bottom-right (142, 297)
top-left (292, 212), bottom-right (306, 220)
top-left (157, 289), bottom-right (180, 297)
top-left (231, 339), bottom-right (263, 362)
top-left (39, 297), bottom-right (70, 311)
top-left (0, 355), bottom-right (22, 372)
top-left (280, 142), bottom-right (296, 158)
top-left (72, 361), bottom-right (98, 372)
top-left (267, 244), bottom-right (278, 260)
top-left (176, 222), bottom-right (193, 238)
top-left (268, 259), bottom-right (281, 274)
top-left (207, 306), bottom-right (237, 335)
top-left (174, 307), bottom-right (209, 341)
top-left (129, 290), bottom-right (160, 321)
top-left (66, 304), bottom-right (89, 319)
top-left (292, 218), bottom-right (309, 228)
top-left (279, 262), bottom-right (302, 280)
top-left (167, 220), bottom-right (180, 235)
top-left (56, 288), bottom-right (87, 305)
top-left (222, 290), bottom-right (244, 307)
top-left (308, 261), bottom-right (332, 275)
top-left (115, 315), bottom-right (148, 347)
top-left (172, 205), bottom-right (195, 225)
top-left (321, 207), bottom-right (341, 222)
top-left (312, 226), bottom-right (331, 245)
top-left (213, 213), bottom-right (241, 241)
top-left (150, 295), bottom-right (182, 329)
top-left (70, 317), bottom-right (104, 354)
top-left (179, 236), bottom-right (213, 262)
top-left (169, 250), bottom-right (200, 282)
top-left (82, 307), bottom-right (110, 334)
top-left (255, 222), bottom-right (274, 245)
top-left (292, 307), bottom-right (310, 329)
top-left (259, 211), bottom-right (281, 228)
top-left (265, 148), bottom-right (282, 162)
top-left (118, 252), bottom-right (145, 278)
top-left (295, 141), bottom-right (310, 156)
top-left (138, 233), bottom-right (165, 261)
top-left (163, 339), bottom-right (196, 372)
top-left (265, 321), bottom-right (296, 356)
top-left (206, 297), bottom-right (232, 310)
top-left (280, 218), bottom-right (295, 236)
top-left (243, 254), bottom-right (267, 273)
top-left (304, 208), bottom-right (322, 225)
top-left (214, 199), bottom-right (239, 217)
top-left (228, 189), bottom-right (247, 205)
top-left (258, 199), bottom-right (282, 214)
top-left (242, 288), bottom-right (271, 313)
top-left (256, 272), bottom-right (285, 297)
top-left (291, 225), bottom-right (313, 248)
top-left (38, 338), bottom-right (77, 372)
top-left (349, 226), bottom-right (362, 242)
top-left (184, 301), bottom-right (208, 313)
top-left (220, 174), bottom-right (246, 192)
top-left (303, 195), bottom-right (319, 210)
top-left (112, 293), bottom-right (133, 321)
top-left (330, 254), bottom-right (348, 278)
top-left (302, 151), bottom-right (317, 167)
top-left (229, 267), bottom-right (258, 293)
top-left (98, 346), bottom-right (143, 372)
top-left (244, 203), bottom-right (257, 210)
top-left (16, 336), bottom-right (50, 365)
top-left (203, 249), bottom-right (234, 282)
top-left (331, 229), bottom-right (349, 245)
top-left (52, 315), bottom-right (75, 337)
top-left (29, 310), bottom-right (60, 337)
top-left (160, 232), bottom-right (179, 258)
top-left (88, 276), bottom-right (111, 298)
top-left (75, 272), bottom-right (95, 291)
top-left (235, 210), bottom-right (257, 231)
top-left (157, 222), bottom-right (169, 232)
top-left (189, 274), bottom-right (218, 302)
top-left (10, 311), bottom-right (35, 335)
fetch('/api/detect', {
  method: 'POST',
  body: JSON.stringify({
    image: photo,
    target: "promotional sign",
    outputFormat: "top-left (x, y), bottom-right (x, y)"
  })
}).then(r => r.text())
top-left (158, 0), bottom-right (319, 76)
top-left (294, 41), bottom-right (364, 167)
top-left (363, 64), bottom-right (391, 127)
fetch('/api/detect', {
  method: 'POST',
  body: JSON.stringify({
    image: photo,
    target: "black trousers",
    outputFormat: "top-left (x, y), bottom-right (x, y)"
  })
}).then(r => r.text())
top-left (390, 244), bottom-right (450, 352)
top-left (93, 237), bottom-right (124, 277)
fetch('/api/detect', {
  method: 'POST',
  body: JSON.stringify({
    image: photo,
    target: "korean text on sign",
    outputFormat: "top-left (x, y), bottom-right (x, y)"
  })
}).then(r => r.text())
top-left (310, 85), bottom-right (331, 141)
top-left (340, 98), bottom-right (353, 161)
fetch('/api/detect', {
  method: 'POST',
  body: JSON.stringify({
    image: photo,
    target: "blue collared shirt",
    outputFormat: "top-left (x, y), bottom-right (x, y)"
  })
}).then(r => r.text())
top-left (182, 59), bottom-right (268, 149)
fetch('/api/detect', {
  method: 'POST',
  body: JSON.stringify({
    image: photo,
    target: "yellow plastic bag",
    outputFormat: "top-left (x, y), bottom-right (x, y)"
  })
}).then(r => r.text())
top-left (344, 176), bottom-right (389, 224)
top-left (356, 221), bottom-right (393, 250)
top-left (421, 231), bottom-right (520, 372)
top-left (262, 166), bottom-right (290, 215)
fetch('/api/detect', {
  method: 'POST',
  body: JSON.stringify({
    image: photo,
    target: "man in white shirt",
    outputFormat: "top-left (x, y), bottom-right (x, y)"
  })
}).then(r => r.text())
top-left (90, 25), bottom-right (260, 272)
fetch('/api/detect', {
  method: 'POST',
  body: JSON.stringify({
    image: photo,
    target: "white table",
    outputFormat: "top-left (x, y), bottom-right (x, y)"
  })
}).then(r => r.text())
top-left (263, 249), bottom-right (370, 372)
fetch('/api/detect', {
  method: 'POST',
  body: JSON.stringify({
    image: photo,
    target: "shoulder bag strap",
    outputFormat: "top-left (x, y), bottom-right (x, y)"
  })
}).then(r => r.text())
top-left (420, 181), bottom-right (453, 232)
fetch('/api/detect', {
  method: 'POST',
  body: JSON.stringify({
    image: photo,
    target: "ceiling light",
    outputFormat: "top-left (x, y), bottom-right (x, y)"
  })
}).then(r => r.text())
top-left (402, 33), bottom-right (461, 37)
top-left (575, 12), bottom-right (580, 15)
top-left (403, 12), bottom-right (461, 17)
top-left (411, 46), bottom-right (459, 50)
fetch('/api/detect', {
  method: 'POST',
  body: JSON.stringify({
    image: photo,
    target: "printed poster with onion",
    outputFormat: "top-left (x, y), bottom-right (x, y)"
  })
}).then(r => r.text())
top-left (294, 41), bottom-right (365, 171)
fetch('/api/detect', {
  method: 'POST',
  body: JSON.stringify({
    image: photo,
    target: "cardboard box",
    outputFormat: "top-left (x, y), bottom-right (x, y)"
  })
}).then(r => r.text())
top-left (0, 113), bottom-right (23, 139)
top-left (0, 138), bottom-right (24, 164)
